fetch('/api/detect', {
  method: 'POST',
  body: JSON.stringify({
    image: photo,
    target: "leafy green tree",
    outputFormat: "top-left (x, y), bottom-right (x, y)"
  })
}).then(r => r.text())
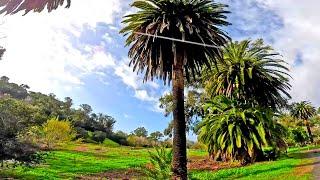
top-left (133, 127), bottom-right (148, 137)
top-left (149, 131), bottom-right (164, 141)
top-left (94, 113), bottom-right (116, 137)
top-left (0, 76), bottom-right (29, 99)
top-left (121, 1), bottom-right (230, 177)
top-left (204, 39), bottom-right (291, 110)
top-left (290, 101), bottom-right (316, 143)
top-left (0, 97), bottom-right (42, 165)
top-left (160, 89), bottom-right (204, 136)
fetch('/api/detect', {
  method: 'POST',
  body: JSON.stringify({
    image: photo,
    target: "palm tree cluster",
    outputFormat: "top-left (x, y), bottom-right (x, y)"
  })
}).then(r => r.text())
top-left (2, 0), bottom-right (320, 179)
top-left (197, 39), bottom-right (291, 163)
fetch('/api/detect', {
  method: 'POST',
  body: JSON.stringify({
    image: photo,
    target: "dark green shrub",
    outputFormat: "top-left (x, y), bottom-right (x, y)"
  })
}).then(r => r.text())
top-left (92, 131), bottom-right (107, 143)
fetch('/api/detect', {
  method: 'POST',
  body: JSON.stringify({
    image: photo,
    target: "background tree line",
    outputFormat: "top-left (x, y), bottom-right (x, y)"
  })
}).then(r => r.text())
top-left (0, 76), bottom-right (176, 166)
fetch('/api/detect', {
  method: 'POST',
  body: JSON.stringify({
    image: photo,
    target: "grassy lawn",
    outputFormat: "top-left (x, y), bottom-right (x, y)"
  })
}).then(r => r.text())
top-left (0, 143), bottom-right (318, 179)
top-left (0, 143), bottom-right (206, 179)
top-left (191, 150), bottom-right (315, 180)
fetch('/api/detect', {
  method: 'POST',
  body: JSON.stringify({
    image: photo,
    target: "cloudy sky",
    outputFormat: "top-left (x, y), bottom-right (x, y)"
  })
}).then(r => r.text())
top-left (0, 0), bottom-right (319, 136)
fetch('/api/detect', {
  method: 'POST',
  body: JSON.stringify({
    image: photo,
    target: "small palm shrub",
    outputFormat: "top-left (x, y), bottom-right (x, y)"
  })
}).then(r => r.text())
top-left (142, 146), bottom-right (173, 179)
top-left (197, 96), bottom-right (287, 164)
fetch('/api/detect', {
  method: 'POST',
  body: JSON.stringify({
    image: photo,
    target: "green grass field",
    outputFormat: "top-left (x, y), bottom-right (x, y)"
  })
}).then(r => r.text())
top-left (0, 143), bottom-right (317, 180)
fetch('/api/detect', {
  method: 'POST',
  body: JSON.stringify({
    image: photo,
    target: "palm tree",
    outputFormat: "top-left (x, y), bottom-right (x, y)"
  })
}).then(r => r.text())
top-left (204, 39), bottom-right (291, 110)
top-left (197, 96), bottom-right (286, 164)
top-left (0, 0), bottom-right (70, 14)
top-left (120, 0), bottom-right (230, 178)
top-left (290, 101), bottom-right (316, 143)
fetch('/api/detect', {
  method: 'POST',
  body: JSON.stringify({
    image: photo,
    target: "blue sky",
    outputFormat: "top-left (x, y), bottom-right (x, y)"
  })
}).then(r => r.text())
top-left (0, 0), bottom-right (320, 138)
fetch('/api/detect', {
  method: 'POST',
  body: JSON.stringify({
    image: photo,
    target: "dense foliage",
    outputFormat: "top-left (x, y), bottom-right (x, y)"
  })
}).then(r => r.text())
top-left (0, 77), bottom-right (119, 164)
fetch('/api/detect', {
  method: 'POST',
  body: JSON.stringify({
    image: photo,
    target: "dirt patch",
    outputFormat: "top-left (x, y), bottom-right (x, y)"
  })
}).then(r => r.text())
top-left (77, 169), bottom-right (145, 180)
top-left (188, 157), bottom-right (241, 171)
top-left (293, 149), bottom-right (320, 177)
top-left (74, 145), bottom-right (89, 152)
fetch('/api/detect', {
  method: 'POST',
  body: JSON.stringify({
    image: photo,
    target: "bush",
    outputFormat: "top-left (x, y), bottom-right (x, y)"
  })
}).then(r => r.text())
top-left (190, 142), bottom-right (207, 150)
top-left (161, 139), bottom-right (173, 148)
top-left (92, 131), bottom-right (107, 143)
top-left (42, 118), bottom-right (76, 149)
top-left (290, 127), bottom-right (309, 146)
top-left (24, 118), bottom-right (76, 150)
top-left (103, 138), bottom-right (120, 147)
top-left (110, 131), bottom-right (128, 146)
top-left (82, 138), bottom-right (97, 144)
top-left (75, 127), bottom-right (89, 139)
top-left (127, 135), bottom-right (150, 147)
top-left (0, 137), bottom-right (44, 167)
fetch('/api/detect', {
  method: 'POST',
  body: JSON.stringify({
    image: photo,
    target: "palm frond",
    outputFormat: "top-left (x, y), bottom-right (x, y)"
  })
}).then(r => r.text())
top-left (0, 0), bottom-right (70, 15)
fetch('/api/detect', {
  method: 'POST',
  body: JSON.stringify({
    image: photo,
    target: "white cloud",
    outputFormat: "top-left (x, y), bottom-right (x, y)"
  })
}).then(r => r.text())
top-left (256, 0), bottom-right (320, 106)
top-left (226, 0), bottom-right (320, 107)
top-left (0, 0), bottom-right (124, 96)
top-left (114, 59), bottom-right (161, 104)
top-left (102, 33), bottom-right (113, 43)
top-left (134, 90), bottom-right (157, 102)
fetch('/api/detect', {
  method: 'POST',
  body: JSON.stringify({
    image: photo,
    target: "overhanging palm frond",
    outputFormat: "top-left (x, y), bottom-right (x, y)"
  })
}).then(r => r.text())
top-left (0, 0), bottom-right (71, 15)
top-left (120, 0), bottom-right (230, 84)
top-left (0, 47), bottom-right (5, 60)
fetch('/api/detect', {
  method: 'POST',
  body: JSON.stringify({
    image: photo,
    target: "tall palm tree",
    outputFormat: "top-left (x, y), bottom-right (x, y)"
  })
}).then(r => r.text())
top-left (120, 0), bottom-right (230, 178)
top-left (204, 39), bottom-right (291, 110)
top-left (0, 0), bottom-right (70, 14)
top-left (290, 101), bottom-right (316, 143)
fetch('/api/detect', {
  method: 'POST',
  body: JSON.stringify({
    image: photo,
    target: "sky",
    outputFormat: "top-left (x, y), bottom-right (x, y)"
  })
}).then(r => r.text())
top-left (0, 0), bottom-right (319, 137)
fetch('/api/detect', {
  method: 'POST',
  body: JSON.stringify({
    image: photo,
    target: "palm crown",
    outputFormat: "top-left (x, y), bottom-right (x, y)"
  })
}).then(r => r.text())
top-left (120, 0), bottom-right (230, 83)
top-left (290, 101), bottom-right (316, 120)
top-left (204, 39), bottom-right (291, 109)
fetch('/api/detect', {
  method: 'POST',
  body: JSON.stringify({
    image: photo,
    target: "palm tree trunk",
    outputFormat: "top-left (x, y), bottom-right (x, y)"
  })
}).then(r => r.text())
top-left (172, 51), bottom-right (187, 180)
top-left (305, 119), bottom-right (314, 143)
